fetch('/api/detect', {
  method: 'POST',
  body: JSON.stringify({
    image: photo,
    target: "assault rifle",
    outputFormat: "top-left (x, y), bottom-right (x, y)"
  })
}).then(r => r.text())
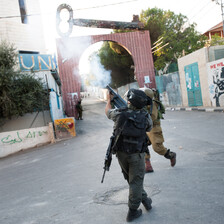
top-left (101, 135), bottom-right (115, 183)
top-left (101, 85), bottom-right (127, 183)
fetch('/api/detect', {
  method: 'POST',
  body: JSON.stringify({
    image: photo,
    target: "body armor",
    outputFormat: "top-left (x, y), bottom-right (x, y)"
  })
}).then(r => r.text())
top-left (113, 109), bottom-right (148, 153)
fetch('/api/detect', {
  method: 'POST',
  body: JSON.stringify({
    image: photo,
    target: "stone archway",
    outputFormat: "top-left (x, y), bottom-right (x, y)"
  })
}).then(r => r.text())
top-left (56, 30), bottom-right (155, 116)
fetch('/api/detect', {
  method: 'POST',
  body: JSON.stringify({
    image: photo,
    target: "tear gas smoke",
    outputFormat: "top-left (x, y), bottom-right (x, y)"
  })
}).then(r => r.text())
top-left (57, 36), bottom-right (92, 63)
top-left (79, 42), bottom-right (111, 88)
top-left (58, 38), bottom-right (111, 88)
top-left (85, 54), bottom-right (111, 88)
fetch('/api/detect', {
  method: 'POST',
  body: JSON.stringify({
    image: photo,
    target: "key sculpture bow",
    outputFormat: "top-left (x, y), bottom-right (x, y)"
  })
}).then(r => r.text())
top-left (56, 4), bottom-right (144, 37)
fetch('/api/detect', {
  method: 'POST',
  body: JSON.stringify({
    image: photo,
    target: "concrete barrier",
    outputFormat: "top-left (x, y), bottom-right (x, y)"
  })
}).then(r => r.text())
top-left (0, 123), bottom-right (55, 158)
top-left (54, 117), bottom-right (76, 139)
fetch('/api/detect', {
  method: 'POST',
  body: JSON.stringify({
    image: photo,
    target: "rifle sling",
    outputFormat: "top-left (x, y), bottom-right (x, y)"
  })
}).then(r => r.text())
top-left (111, 120), bottom-right (127, 152)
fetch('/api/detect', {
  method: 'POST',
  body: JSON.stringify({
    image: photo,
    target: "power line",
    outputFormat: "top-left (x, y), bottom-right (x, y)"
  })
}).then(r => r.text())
top-left (0, 0), bottom-right (143, 19)
top-left (74, 0), bottom-right (142, 11)
top-left (193, 3), bottom-right (217, 23)
top-left (185, 0), bottom-right (210, 18)
top-left (211, 0), bottom-right (224, 35)
top-left (0, 13), bottom-right (41, 19)
top-left (188, 0), bottom-right (212, 22)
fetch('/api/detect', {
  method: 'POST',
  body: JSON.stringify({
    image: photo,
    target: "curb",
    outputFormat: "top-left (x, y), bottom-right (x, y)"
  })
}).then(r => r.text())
top-left (100, 98), bottom-right (224, 113)
top-left (166, 107), bottom-right (224, 112)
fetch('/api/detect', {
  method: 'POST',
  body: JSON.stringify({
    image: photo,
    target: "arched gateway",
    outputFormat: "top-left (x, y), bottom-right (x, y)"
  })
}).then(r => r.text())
top-left (56, 30), bottom-right (155, 117)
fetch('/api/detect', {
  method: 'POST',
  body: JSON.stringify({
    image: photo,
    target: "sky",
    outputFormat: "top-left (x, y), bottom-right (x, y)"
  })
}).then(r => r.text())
top-left (39, 0), bottom-right (222, 54)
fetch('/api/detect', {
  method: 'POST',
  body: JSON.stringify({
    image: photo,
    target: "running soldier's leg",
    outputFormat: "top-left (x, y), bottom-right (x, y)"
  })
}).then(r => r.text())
top-left (148, 125), bottom-right (167, 155)
top-left (148, 125), bottom-right (176, 166)
top-left (144, 150), bottom-right (154, 173)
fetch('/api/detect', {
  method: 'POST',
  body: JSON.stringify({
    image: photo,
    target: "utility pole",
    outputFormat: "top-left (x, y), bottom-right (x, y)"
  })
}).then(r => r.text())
top-left (212, 0), bottom-right (224, 37)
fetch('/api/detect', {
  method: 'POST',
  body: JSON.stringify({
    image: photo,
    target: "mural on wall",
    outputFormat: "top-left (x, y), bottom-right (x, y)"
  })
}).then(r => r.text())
top-left (155, 72), bottom-right (182, 106)
top-left (207, 59), bottom-right (224, 107)
top-left (54, 118), bottom-right (76, 139)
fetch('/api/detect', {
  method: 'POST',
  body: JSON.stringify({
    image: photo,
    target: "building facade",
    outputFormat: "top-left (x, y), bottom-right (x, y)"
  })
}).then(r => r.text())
top-left (178, 46), bottom-right (224, 108)
top-left (0, 0), bottom-right (65, 132)
top-left (203, 22), bottom-right (223, 40)
top-left (0, 0), bottom-right (46, 53)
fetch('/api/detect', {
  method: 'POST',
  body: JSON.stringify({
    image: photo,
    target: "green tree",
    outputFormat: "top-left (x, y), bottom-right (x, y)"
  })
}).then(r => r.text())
top-left (208, 34), bottom-right (224, 46)
top-left (140, 8), bottom-right (207, 71)
top-left (98, 41), bottom-right (135, 88)
top-left (0, 40), bottom-right (49, 122)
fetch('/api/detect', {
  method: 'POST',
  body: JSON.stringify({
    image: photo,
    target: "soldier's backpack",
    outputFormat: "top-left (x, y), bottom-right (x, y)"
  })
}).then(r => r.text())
top-left (113, 109), bottom-right (148, 153)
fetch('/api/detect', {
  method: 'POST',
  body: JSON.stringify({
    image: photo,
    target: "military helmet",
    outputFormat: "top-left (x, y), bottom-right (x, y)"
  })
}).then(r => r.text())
top-left (139, 87), bottom-right (154, 99)
top-left (126, 88), bottom-right (148, 109)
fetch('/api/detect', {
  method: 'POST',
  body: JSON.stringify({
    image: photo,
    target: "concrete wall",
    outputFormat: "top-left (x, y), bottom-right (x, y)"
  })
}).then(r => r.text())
top-left (54, 117), bottom-right (76, 139)
top-left (0, 123), bottom-right (55, 158)
top-left (36, 71), bottom-right (65, 121)
top-left (0, 0), bottom-right (46, 53)
top-left (0, 110), bottom-right (51, 133)
top-left (178, 48), bottom-right (211, 107)
top-left (208, 45), bottom-right (224, 62)
top-left (155, 72), bottom-right (182, 106)
top-left (49, 92), bottom-right (65, 120)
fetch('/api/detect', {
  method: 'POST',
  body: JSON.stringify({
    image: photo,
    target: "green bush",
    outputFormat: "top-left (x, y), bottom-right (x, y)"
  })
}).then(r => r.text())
top-left (0, 40), bottom-right (49, 122)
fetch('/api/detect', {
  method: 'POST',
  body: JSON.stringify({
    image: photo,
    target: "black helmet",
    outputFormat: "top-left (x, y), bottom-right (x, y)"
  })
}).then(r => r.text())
top-left (127, 89), bottom-right (148, 109)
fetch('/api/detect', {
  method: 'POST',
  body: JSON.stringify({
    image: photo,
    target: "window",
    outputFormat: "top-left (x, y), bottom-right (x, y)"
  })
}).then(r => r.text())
top-left (18, 0), bottom-right (28, 24)
top-left (19, 50), bottom-right (39, 54)
top-left (214, 49), bottom-right (224, 61)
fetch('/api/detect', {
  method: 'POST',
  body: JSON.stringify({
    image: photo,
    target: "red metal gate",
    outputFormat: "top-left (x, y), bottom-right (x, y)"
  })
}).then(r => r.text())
top-left (56, 30), bottom-right (155, 117)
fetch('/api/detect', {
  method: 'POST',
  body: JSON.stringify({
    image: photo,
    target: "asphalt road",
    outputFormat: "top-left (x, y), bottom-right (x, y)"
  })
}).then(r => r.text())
top-left (0, 96), bottom-right (224, 224)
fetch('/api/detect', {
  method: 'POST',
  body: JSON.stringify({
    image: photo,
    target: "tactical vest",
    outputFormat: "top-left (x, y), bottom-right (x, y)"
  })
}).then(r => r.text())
top-left (113, 109), bottom-right (148, 153)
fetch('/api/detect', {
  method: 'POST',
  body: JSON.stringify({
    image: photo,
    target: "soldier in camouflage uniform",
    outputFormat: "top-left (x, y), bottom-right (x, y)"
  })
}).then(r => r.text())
top-left (76, 100), bottom-right (83, 120)
top-left (141, 88), bottom-right (176, 173)
top-left (105, 89), bottom-right (153, 222)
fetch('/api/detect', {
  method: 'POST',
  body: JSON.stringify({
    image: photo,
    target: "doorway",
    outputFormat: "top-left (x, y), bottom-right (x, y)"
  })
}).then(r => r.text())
top-left (184, 62), bottom-right (203, 106)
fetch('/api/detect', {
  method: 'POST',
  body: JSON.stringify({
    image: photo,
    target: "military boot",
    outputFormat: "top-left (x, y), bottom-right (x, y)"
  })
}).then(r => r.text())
top-left (145, 159), bottom-right (154, 173)
top-left (164, 149), bottom-right (176, 167)
top-left (126, 208), bottom-right (142, 222)
top-left (142, 197), bottom-right (152, 211)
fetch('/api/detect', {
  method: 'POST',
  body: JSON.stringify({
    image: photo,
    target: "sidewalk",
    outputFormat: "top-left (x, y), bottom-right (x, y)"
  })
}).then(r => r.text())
top-left (166, 106), bottom-right (224, 112)
top-left (100, 96), bottom-right (224, 113)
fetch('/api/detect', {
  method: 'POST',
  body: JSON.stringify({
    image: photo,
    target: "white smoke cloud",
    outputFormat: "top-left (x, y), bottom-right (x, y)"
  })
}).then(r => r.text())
top-left (79, 42), bottom-right (111, 88)
top-left (58, 36), bottom-right (92, 63)
top-left (89, 55), bottom-right (111, 87)
top-left (57, 38), bottom-right (111, 88)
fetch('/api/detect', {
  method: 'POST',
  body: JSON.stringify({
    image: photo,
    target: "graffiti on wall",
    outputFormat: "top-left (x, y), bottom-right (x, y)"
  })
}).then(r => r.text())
top-left (207, 59), bottom-right (224, 107)
top-left (1, 130), bottom-right (48, 145)
top-left (155, 72), bottom-right (182, 106)
top-left (54, 118), bottom-right (76, 139)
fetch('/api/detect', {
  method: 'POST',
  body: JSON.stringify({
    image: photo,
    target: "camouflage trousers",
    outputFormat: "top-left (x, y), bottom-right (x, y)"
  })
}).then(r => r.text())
top-left (145, 124), bottom-right (167, 159)
top-left (116, 151), bottom-right (148, 210)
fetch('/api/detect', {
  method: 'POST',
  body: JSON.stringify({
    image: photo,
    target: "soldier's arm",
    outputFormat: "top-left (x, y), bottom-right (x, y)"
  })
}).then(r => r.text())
top-left (105, 91), bottom-right (112, 115)
top-left (146, 114), bottom-right (153, 132)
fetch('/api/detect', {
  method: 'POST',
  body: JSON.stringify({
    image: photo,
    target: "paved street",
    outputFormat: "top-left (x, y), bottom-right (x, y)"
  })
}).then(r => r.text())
top-left (0, 96), bottom-right (224, 224)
